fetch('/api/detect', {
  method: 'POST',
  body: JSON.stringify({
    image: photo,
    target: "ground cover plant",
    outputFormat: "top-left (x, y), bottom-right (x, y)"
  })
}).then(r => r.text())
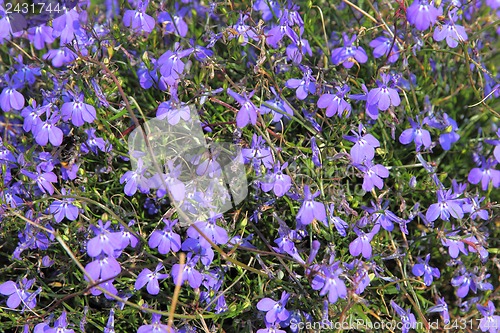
top-left (0, 0), bottom-right (499, 332)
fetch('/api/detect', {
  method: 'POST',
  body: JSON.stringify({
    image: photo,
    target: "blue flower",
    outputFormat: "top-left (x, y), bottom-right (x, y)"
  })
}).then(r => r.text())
top-left (227, 88), bottom-right (259, 128)
top-left (367, 74), bottom-right (401, 111)
top-left (331, 33), bottom-right (368, 68)
top-left (137, 314), bottom-right (175, 333)
top-left (296, 185), bottom-right (326, 225)
top-left (407, 0), bottom-right (441, 31)
top-left (135, 263), bottom-right (169, 295)
top-left (257, 291), bottom-right (291, 324)
top-left (148, 219), bottom-right (182, 254)
top-left (399, 116), bottom-right (432, 151)
top-left (349, 223), bottom-right (380, 259)
top-left (390, 301), bottom-right (417, 333)
top-left (369, 35), bottom-right (400, 63)
top-left (123, 0), bottom-right (156, 35)
top-left (46, 311), bottom-right (75, 333)
top-left (285, 67), bottom-right (316, 100)
top-left (426, 189), bottom-right (464, 222)
top-left (0, 74), bottom-right (25, 112)
top-left (120, 158), bottom-right (151, 196)
top-left (0, 278), bottom-right (38, 311)
top-left (61, 92), bottom-right (96, 127)
top-left (477, 301), bottom-right (500, 333)
top-left (171, 253), bottom-right (203, 289)
top-left (87, 220), bottom-right (123, 258)
top-left (317, 84), bottom-right (351, 117)
top-left (158, 5), bottom-right (189, 37)
top-left (311, 261), bottom-right (347, 304)
top-left (412, 254), bottom-right (440, 286)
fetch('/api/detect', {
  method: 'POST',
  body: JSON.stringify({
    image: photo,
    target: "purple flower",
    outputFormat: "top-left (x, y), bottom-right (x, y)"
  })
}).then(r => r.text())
top-left (43, 47), bottom-right (77, 67)
top-left (149, 219), bottom-right (182, 254)
top-left (135, 263), bottom-right (169, 295)
top-left (468, 157), bottom-right (500, 190)
top-left (437, 113), bottom-right (460, 151)
top-left (426, 189), bottom-right (464, 222)
top-left (51, 7), bottom-right (80, 44)
top-left (311, 261), bottom-right (347, 304)
top-left (311, 137), bottom-right (322, 167)
top-left (399, 117), bottom-right (432, 151)
top-left (441, 230), bottom-right (467, 258)
top-left (462, 195), bottom-right (489, 220)
top-left (412, 254), bottom-right (440, 286)
top-left (119, 221), bottom-right (139, 249)
top-left (266, 17), bottom-right (297, 49)
top-left (317, 84), bottom-right (351, 117)
top-left (285, 67), bottom-right (316, 100)
top-left (296, 185), bottom-right (326, 225)
top-left (488, 129), bottom-right (500, 163)
top-left (363, 200), bottom-right (400, 232)
top-left (227, 88), bottom-right (259, 128)
top-left (433, 10), bottom-right (468, 48)
top-left (242, 134), bottom-right (274, 170)
top-left (49, 190), bottom-right (79, 223)
top-left (357, 160), bottom-right (389, 192)
top-left (331, 33), bottom-right (368, 68)
top-left (257, 291), bottom-right (291, 324)
top-left (12, 55), bottom-right (41, 86)
top-left (182, 238), bottom-right (215, 266)
top-left (149, 160), bottom-right (185, 201)
top-left (349, 84), bottom-right (380, 119)
top-left (158, 6), bottom-right (189, 37)
top-left (369, 35), bottom-right (400, 63)
top-left (61, 92), bottom-right (97, 127)
top-left (254, 0), bottom-right (281, 21)
top-left (390, 300), bottom-right (417, 333)
top-left (257, 323), bottom-right (286, 333)
top-left (123, 0), bottom-right (156, 35)
top-left (46, 311), bottom-right (75, 333)
top-left (407, 0), bottom-right (440, 31)
top-left (158, 45), bottom-right (192, 86)
top-left (273, 219), bottom-right (305, 263)
top-left (0, 75), bottom-right (25, 112)
top-left (343, 124), bottom-right (380, 164)
top-left (328, 204), bottom-right (348, 236)
top-left (229, 14), bottom-right (259, 45)
top-left (81, 128), bottom-right (110, 154)
top-left (89, 279), bottom-right (118, 299)
top-left (260, 87), bottom-right (294, 122)
top-left (349, 223), bottom-right (380, 259)
top-left (85, 254), bottom-right (122, 282)
top-left (21, 169), bottom-right (57, 195)
top-left (21, 102), bottom-right (43, 133)
top-left (138, 314), bottom-right (175, 333)
top-left (465, 235), bottom-right (489, 262)
top-left (156, 101), bottom-right (191, 125)
top-left (34, 108), bottom-right (64, 147)
top-left (260, 162), bottom-right (292, 197)
top-left (87, 220), bottom-right (123, 258)
top-left (477, 301), bottom-right (500, 333)
top-left (171, 253), bottom-right (203, 289)
top-left (367, 74), bottom-right (401, 111)
top-left (120, 158), bottom-right (151, 196)
top-left (451, 270), bottom-right (476, 298)
top-left (187, 214), bottom-right (228, 248)
top-left (427, 297), bottom-right (450, 324)
top-left (286, 36), bottom-right (313, 64)
top-left (104, 309), bottom-right (115, 333)
top-left (27, 25), bottom-right (55, 50)
top-left (0, 278), bottom-right (37, 310)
